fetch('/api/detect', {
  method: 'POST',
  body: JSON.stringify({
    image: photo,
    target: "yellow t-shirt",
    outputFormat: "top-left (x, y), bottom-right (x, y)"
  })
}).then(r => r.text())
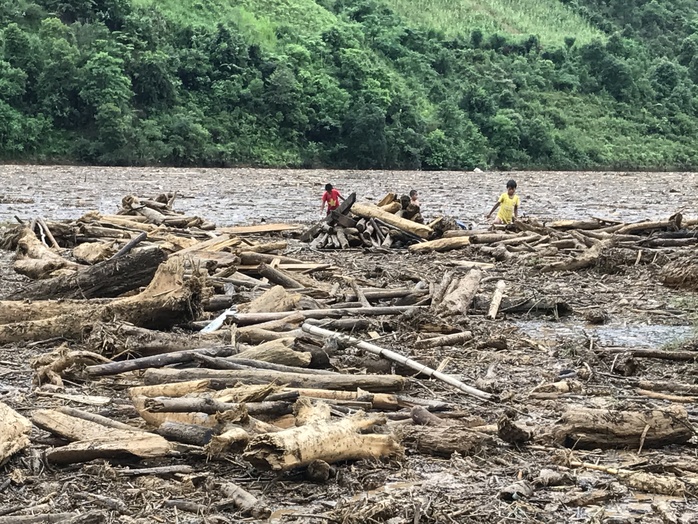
top-left (497, 193), bottom-right (520, 223)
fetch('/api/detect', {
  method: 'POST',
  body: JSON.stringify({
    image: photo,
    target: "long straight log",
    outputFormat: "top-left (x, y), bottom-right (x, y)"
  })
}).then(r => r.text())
top-left (301, 323), bottom-right (495, 401)
top-left (5, 247), bottom-right (167, 300)
top-left (413, 331), bottom-right (473, 349)
top-left (350, 203), bottom-right (433, 238)
top-left (231, 306), bottom-right (424, 326)
top-left (85, 347), bottom-right (234, 376)
top-left (408, 237), bottom-right (470, 253)
top-left (146, 397), bottom-right (293, 416)
top-left (143, 367), bottom-right (405, 392)
top-left (257, 263), bottom-right (304, 289)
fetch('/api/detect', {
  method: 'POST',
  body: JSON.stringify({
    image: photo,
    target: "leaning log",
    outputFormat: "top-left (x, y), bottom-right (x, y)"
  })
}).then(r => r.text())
top-left (142, 367), bottom-right (405, 392)
top-left (553, 405), bottom-right (693, 449)
top-left (243, 399), bottom-right (401, 471)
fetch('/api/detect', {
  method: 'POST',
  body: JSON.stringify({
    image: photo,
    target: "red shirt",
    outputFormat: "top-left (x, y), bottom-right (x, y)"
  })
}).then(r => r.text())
top-left (322, 189), bottom-right (342, 211)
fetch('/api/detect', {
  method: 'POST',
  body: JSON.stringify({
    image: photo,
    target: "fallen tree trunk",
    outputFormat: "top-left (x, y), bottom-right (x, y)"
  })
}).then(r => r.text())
top-left (243, 399), bottom-right (401, 471)
top-left (0, 258), bottom-right (202, 344)
top-left (11, 244), bottom-right (165, 300)
top-left (553, 405), bottom-right (693, 449)
top-left (143, 367), bottom-right (405, 392)
top-left (487, 280), bottom-right (506, 320)
top-left (413, 331), bottom-right (473, 349)
top-left (398, 423), bottom-right (495, 457)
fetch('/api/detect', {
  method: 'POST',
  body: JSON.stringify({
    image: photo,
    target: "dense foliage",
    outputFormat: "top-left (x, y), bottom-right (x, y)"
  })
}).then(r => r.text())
top-left (1, 0), bottom-right (698, 169)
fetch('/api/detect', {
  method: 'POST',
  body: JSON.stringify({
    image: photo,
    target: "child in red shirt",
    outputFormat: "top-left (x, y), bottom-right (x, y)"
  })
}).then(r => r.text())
top-left (321, 183), bottom-right (344, 215)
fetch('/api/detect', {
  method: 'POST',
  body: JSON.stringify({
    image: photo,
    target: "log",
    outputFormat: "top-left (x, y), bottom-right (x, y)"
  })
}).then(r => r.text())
top-left (240, 285), bottom-right (305, 314)
top-left (0, 515), bottom-right (78, 524)
top-left (220, 482), bottom-right (270, 518)
top-left (86, 322), bottom-right (226, 357)
top-left (231, 305), bottom-right (424, 326)
top-left (469, 233), bottom-right (517, 244)
top-left (143, 367), bottom-right (406, 392)
top-left (553, 405), bottom-right (693, 449)
top-left (540, 239), bottom-right (613, 272)
top-left (156, 421), bottom-right (214, 446)
top-left (408, 237), bottom-right (470, 253)
top-left (301, 323), bottom-right (495, 401)
top-left (596, 348), bottom-right (698, 361)
top-left (146, 397), bottom-right (293, 417)
top-left (12, 228), bottom-right (80, 279)
top-left (236, 338), bottom-right (312, 367)
top-left (616, 218), bottom-right (681, 235)
top-left (413, 331), bottom-right (473, 349)
top-left (433, 269), bottom-right (481, 317)
top-left (548, 219), bottom-right (603, 230)
top-left (0, 258), bottom-right (202, 344)
top-left (486, 280), bottom-right (506, 320)
top-left (472, 295), bottom-right (572, 316)
top-left (243, 399), bottom-right (401, 471)
top-left (350, 203), bottom-right (433, 238)
top-left (85, 347), bottom-right (234, 376)
top-left (236, 327), bottom-right (303, 344)
top-left (257, 263), bottom-right (304, 289)
top-left (73, 241), bottom-right (116, 264)
top-left (5, 247), bottom-right (167, 300)
top-left (397, 423), bottom-right (494, 457)
top-left (0, 402), bottom-right (31, 465)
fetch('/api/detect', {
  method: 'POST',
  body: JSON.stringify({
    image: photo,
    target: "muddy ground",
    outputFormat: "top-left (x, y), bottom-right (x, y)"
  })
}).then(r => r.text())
top-left (1, 167), bottom-right (698, 524)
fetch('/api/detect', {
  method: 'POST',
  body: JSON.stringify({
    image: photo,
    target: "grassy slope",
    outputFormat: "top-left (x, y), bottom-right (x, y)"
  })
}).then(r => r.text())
top-left (377, 0), bottom-right (603, 46)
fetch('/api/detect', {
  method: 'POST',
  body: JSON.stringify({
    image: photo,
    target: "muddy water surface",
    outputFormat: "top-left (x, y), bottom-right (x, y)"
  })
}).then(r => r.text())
top-left (1, 166), bottom-right (696, 226)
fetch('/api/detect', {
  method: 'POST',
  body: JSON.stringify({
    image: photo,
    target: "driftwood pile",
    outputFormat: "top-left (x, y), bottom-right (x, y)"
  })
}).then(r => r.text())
top-left (2, 197), bottom-right (698, 520)
top-left (301, 192), bottom-right (443, 249)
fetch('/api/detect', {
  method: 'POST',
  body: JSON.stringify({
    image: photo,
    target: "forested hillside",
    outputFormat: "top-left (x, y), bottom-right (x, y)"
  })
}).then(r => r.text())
top-left (1, 0), bottom-right (698, 170)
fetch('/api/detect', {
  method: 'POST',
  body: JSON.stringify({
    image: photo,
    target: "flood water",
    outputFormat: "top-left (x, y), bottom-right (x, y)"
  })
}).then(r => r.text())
top-left (1, 166), bottom-right (697, 226)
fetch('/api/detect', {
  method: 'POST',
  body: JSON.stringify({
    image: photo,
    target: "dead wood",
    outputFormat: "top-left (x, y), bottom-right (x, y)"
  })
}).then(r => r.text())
top-left (486, 280), bottom-right (506, 320)
top-left (13, 228), bottom-right (81, 279)
top-left (243, 399), bottom-right (401, 471)
top-left (236, 327), bottom-right (303, 344)
top-left (236, 338), bottom-right (312, 367)
top-left (302, 323), bottom-right (495, 401)
top-left (220, 481), bottom-right (270, 518)
top-left (32, 408), bottom-right (171, 464)
top-left (239, 285), bottom-right (306, 314)
top-left (0, 258), bottom-right (202, 344)
top-left (413, 331), bottom-right (473, 349)
top-left (432, 269), bottom-right (481, 317)
top-left (398, 423), bottom-right (495, 457)
top-left (0, 402), bottom-right (32, 465)
top-left (350, 203), bottom-right (433, 238)
top-left (257, 263), bottom-right (304, 289)
top-left (0, 515), bottom-right (79, 524)
top-left (231, 305), bottom-right (424, 326)
top-left (408, 237), bottom-right (470, 253)
top-left (156, 421), bottom-right (214, 446)
top-left (540, 239), bottom-right (613, 272)
top-left (145, 397), bottom-right (292, 417)
top-left (73, 241), bottom-right (116, 264)
top-left (85, 346), bottom-right (234, 376)
top-left (660, 254), bottom-right (698, 291)
top-left (86, 321), bottom-right (227, 357)
top-left (497, 415), bottom-right (533, 445)
top-left (143, 367), bottom-right (406, 392)
top-left (553, 405), bottom-right (693, 449)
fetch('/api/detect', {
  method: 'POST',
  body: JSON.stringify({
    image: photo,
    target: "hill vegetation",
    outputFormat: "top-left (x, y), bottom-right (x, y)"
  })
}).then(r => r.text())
top-left (1, 0), bottom-right (698, 170)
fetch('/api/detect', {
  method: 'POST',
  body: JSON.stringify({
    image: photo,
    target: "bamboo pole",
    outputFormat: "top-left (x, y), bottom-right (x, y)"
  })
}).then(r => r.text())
top-left (301, 323), bottom-right (496, 401)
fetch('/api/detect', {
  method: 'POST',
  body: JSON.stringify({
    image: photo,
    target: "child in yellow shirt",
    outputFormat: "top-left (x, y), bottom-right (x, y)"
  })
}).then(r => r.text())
top-left (487, 179), bottom-right (520, 224)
